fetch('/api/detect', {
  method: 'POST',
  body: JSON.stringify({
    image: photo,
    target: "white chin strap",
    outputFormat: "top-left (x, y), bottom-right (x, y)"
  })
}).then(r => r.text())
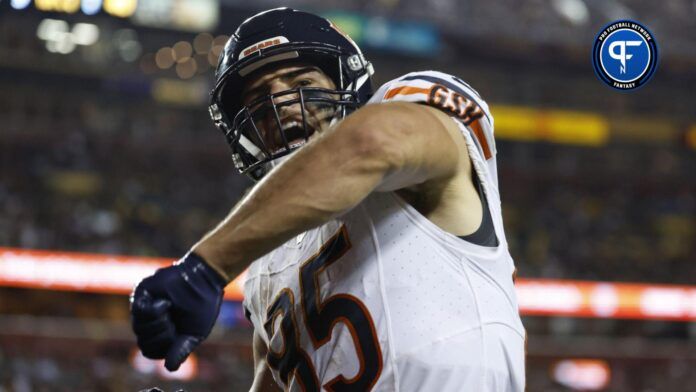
top-left (239, 134), bottom-right (266, 160)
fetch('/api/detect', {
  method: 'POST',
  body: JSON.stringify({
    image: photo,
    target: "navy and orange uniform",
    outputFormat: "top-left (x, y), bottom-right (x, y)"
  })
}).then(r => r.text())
top-left (243, 71), bottom-right (525, 391)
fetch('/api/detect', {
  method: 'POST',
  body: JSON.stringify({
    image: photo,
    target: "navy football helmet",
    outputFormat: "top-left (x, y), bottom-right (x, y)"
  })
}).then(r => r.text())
top-left (209, 8), bottom-right (374, 180)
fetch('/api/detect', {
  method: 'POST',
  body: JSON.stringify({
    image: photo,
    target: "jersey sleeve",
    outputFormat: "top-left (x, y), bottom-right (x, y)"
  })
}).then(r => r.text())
top-left (369, 70), bottom-right (496, 161)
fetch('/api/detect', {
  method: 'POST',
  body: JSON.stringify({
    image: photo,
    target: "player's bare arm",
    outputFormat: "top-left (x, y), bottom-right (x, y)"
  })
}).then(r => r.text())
top-left (193, 100), bottom-right (478, 280)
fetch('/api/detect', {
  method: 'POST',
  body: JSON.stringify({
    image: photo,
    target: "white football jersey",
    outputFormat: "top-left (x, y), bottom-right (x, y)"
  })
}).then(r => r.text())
top-left (243, 71), bottom-right (526, 392)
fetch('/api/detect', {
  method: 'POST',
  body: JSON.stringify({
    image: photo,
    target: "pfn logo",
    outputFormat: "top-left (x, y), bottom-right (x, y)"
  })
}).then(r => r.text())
top-left (592, 20), bottom-right (658, 91)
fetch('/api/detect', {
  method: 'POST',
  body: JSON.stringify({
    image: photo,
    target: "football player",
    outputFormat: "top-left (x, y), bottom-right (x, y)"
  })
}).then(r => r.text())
top-left (131, 8), bottom-right (525, 391)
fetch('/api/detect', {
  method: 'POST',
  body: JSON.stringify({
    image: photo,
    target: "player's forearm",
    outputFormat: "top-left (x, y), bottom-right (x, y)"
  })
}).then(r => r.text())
top-left (193, 113), bottom-right (394, 279)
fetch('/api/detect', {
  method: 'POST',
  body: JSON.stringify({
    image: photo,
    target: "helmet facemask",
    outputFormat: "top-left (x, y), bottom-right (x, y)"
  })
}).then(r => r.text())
top-left (230, 85), bottom-right (359, 180)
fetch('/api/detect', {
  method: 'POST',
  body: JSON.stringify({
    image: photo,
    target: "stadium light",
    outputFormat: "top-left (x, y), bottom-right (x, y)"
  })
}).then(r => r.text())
top-left (155, 47), bottom-right (176, 69)
top-left (71, 23), bottom-right (100, 46)
top-left (113, 29), bottom-right (141, 62)
top-left (552, 359), bottom-right (611, 390)
top-left (81, 0), bottom-right (102, 15)
top-left (551, 0), bottom-right (590, 26)
top-left (10, 0), bottom-right (31, 10)
top-left (103, 0), bottom-right (137, 18)
top-left (172, 40), bottom-right (193, 63)
top-left (36, 19), bottom-right (100, 55)
top-left (46, 31), bottom-right (76, 54)
top-left (130, 349), bottom-right (198, 381)
top-left (37, 19), bottom-right (68, 40)
top-left (35, 0), bottom-right (80, 13)
top-left (175, 57), bottom-right (197, 79)
top-left (193, 33), bottom-right (213, 54)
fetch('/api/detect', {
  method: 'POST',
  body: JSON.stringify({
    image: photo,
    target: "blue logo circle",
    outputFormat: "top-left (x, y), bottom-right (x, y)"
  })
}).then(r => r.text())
top-left (592, 20), bottom-right (658, 90)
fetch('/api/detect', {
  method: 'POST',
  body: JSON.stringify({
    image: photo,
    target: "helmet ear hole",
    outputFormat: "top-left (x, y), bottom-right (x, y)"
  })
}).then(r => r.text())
top-left (346, 54), bottom-right (364, 72)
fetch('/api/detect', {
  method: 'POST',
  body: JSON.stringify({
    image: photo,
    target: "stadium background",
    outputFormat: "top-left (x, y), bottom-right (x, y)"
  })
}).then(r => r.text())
top-left (1, 0), bottom-right (695, 390)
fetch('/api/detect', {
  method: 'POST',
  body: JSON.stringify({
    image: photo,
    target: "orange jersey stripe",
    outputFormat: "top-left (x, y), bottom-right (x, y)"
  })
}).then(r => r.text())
top-left (384, 85), bottom-right (432, 100)
top-left (469, 119), bottom-right (492, 160)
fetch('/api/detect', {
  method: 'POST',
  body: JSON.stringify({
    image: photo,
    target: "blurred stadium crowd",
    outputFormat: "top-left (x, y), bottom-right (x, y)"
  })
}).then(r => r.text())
top-left (1, 0), bottom-right (695, 391)
top-left (2, 92), bottom-right (694, 283)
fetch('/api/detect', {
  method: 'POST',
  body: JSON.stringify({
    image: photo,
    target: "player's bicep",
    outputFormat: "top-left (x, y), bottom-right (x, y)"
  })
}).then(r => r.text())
top-left (346, 102), bottom-right (464, 192)
top-left (250, 330), bottom-right (282, 392)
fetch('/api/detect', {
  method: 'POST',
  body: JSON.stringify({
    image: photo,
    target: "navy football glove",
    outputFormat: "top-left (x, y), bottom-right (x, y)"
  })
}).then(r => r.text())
top-left (130, 252), bottom-right (227, 371)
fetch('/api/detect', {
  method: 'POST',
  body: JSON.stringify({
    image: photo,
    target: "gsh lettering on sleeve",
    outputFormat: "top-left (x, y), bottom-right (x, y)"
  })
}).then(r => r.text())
top-left (428, 84), bottom-right (483, 126)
